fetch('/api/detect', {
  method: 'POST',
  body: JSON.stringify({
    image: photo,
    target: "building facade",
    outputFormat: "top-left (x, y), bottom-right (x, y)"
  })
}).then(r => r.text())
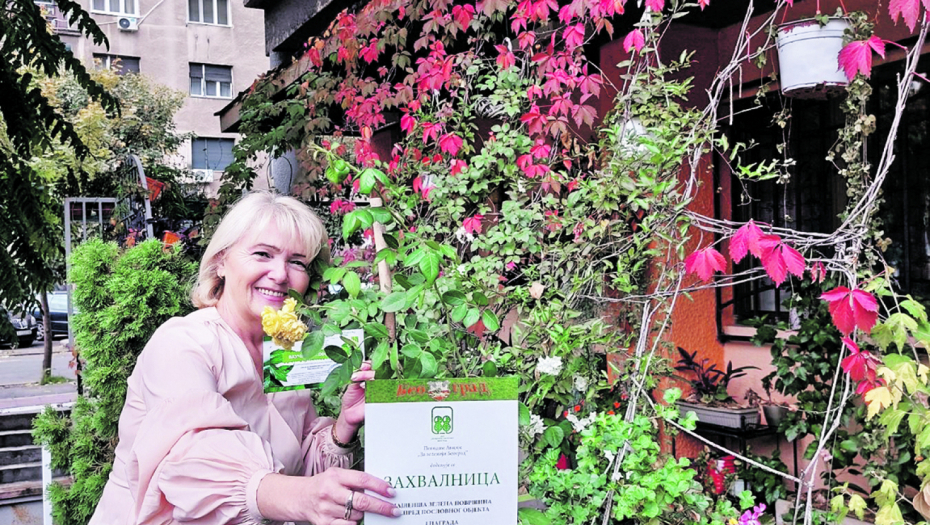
top-left (43, 0), bottom-right (270, 194)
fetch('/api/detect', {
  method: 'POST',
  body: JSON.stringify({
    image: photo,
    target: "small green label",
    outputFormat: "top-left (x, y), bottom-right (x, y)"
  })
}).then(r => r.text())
top-left (366, 377), bottom-right (519, 403)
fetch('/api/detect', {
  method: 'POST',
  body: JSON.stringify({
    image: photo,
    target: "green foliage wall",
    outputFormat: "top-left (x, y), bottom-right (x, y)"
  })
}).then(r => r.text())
top-left (32, 238), bottom-right (197, 525)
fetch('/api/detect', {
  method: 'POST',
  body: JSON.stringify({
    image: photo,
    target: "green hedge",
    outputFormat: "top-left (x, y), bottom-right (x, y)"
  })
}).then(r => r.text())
top-left (33, 238), bottom-right (197, 524)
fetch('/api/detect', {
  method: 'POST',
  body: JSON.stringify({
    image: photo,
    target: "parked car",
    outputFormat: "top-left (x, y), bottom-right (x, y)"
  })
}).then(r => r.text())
top-left (0, 310), bottom-right (38, 348)
top-left (33, 291), bottom-right (75, 341)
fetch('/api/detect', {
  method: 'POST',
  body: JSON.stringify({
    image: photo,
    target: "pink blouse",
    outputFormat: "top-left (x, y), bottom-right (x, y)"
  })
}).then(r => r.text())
top-left (89, 307), bottom-right (353, 525)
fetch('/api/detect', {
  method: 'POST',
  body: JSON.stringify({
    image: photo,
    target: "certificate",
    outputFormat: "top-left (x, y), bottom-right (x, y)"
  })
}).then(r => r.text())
top-left (364, 377), bottom-right (519, 525)
top-left (262, 329), bottom-right (364, 393)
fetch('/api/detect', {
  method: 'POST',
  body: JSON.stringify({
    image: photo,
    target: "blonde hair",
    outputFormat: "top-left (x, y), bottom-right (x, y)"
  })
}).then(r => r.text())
top-left (191, 191), bottom-right (330, 308)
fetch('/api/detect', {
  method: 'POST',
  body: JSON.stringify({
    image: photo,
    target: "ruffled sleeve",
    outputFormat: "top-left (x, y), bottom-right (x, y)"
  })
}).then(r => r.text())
top-left (301, 414), bottom-right (355, 475)
top-left (122, 320), bottom-right (283, 524)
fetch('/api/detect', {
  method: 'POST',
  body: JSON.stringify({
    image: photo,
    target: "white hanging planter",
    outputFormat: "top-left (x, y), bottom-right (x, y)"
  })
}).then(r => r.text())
top-left (776, 18), bottom-right (850, 98)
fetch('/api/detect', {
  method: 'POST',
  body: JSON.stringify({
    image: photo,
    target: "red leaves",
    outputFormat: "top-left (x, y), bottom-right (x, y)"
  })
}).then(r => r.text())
top-left (645, 0), bottom-right (664, 11)
top-left (838, 36), bottom-right (886, 81)
top-left (360, 38), bottom-right (380, 63)
top-left (530, 139), bottom-right (551, 159)
top-left (438, 133), bottom-right (463, 156)
top-left (563, 23), bottom-right (586, 49)
top-left (820, 286), bottom-right (879, 335)
top-left (810, 261), bottom-right (826, 284)
top-left (729, 220), bottom-right (763, 263)
top-left (307, 47), bottom-right (322, 68)
top-left (450, 159), bottom-right (467, 176)
top-left (451, 4), bottom-right (475, 31)
top-left (521, 105), bottom-right (546, 135)
top-left (840, 338), bottom-right (880, 383)
top-left (400, 113), bottom-right (417, 135)
top-left (495, 44), bottom-right (516, 70)
top-left (463, 214), bottom-right (484, 235)
top-left (685, 246), bottom-right (726, 282)
top-left (623, 29), bottom-right (645, 53)
top-left (412, 175), bottom-right (436, 201)
top-left (889, 0), bottom-right (928, 32)
top-left (758, 235), bottom-right (805, 287)
top-left (698, 0), bottom-right (710, 9)
top-left (517, 154), bottom-right (550, 178)
top-left (421, 121), bottom-right (441, 144)
top-left (571, 103), bottom-right (597, 128)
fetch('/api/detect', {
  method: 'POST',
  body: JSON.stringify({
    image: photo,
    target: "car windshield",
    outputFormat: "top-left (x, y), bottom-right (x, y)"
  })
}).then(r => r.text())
top-left (47, 294), bottom-right (74, 313)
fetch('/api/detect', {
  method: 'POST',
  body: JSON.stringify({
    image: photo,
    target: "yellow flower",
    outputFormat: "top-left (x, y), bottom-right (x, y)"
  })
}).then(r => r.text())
top-left (261, 298), bottom-right (307, 350)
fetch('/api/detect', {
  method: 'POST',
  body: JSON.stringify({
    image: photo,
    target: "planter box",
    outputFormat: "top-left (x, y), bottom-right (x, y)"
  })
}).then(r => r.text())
top-left (775, 499), bottom-right (872, 525)
top-left (776, 18), bottom-right (850, 98)
top-left (677, 401), bottom-right (761, 429)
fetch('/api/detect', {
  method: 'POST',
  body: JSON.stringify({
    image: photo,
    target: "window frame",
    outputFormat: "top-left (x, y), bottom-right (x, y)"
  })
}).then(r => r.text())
top-left (90, 0), bottom-right (137, 16)
top-left (92, 53), bottom-right (141, 75)
top-left (191, 137), bottom-right (235, 172)
top-left (188, 63), bottom-right (233, 99)
top-left (187, 0), bottom-right (231, 26)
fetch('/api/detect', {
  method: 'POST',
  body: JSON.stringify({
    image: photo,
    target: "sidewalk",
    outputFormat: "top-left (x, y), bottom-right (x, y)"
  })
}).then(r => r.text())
top-left (0, 343), bottom-right (78, 411)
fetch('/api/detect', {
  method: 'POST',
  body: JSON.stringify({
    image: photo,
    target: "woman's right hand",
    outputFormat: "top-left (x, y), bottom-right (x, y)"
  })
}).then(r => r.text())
top-left (303, 467), bottom-right (400, 524)
top-left (257, 469), bottom-right (400, 524)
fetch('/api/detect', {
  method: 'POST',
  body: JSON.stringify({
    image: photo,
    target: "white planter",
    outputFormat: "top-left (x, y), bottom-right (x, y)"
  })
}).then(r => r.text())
top-left (776, 18), bottom-right (850, 98)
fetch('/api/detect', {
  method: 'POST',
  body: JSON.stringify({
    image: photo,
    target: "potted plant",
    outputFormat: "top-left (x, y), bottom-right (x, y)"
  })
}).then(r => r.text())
top-left (675, 347), bottom-right (761, 429)
top-left (775, 11), bottom-right (851, 98)
top-left (760, 385), bottom-right (790, 429)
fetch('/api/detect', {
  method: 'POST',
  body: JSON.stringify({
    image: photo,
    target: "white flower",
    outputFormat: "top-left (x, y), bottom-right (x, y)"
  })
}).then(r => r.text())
top-left (524, 414), bottom-right (545, 437)
top-left (573, 375), bottom-right (588, 392)
top-left (536, 356), bottom-right (563, 376)
top-left (565, 411), bottom-right (597, 433)
top-left (454, 226), bottom-right (474, 243)
top-left (604, 449), bottom-right (616, 464)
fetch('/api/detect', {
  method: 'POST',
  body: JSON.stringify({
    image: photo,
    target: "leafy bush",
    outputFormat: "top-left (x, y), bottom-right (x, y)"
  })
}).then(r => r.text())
top-left (32, 238), bottom-right (197, 524)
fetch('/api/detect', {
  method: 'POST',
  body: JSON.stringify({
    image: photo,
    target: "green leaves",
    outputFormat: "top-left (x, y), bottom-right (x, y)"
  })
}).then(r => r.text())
top-left (419, 251), bottom-right (440, 284)
top-left (543, 426), bottom-right (564, 448)
top-left (481, 309), bottom-right (500, 331)
top-left (382, 291), bottom-right (407, 312)
top-left (518, 508), bottom-right (551, 525)
top-left (343, 271), bottom-right (361, 298)
top-left (301, 331), bottom-right (325, 359)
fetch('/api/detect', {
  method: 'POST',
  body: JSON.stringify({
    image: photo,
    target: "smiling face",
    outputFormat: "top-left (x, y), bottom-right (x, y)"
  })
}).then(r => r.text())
top-left (215, 220), bottom-right (311, 339)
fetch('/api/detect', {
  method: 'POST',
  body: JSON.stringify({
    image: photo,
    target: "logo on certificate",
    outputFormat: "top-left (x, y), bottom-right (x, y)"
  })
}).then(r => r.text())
top-left (431, 406), bottom-right (453, 434)
top-left (427, 380), bottom-right (451, 401)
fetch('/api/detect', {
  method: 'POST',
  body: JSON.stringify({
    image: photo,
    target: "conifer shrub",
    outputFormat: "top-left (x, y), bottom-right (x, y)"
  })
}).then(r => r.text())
top-left (33, 238), bottom-right (197, 524)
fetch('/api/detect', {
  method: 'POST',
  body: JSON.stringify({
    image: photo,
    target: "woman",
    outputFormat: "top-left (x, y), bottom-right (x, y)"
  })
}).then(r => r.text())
top-left (90, 192), bottom-right (399, 524)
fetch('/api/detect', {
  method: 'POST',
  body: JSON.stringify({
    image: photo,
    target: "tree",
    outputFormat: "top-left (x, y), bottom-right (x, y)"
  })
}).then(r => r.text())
top-left (0, 0), bottom-right (117, 339)
top-left (25, 65), bottom-right (208, 379)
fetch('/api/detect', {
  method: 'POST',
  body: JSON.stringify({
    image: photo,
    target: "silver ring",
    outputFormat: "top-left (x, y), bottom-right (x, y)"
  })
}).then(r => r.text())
top-left (344, 491), bottom-right (355, 520)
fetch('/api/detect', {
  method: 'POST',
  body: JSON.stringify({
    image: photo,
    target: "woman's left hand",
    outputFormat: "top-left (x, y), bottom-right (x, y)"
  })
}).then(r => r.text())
top-left (333, 361), bottom-right (374, 444)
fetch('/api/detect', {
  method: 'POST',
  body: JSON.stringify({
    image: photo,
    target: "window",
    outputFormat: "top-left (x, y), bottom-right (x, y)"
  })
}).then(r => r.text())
top-left (189, 63), bottom-right (232, 98)
top-left (93, 54), bottom-right (140, 75)
top-left (188, 0), bottom-right (229, 25)
top-left (720, 56), bottom-right (930, 323)
top-left (192, 138), bottom-right (234, 171)
top-left (91, 0), bottom-right (136, 15)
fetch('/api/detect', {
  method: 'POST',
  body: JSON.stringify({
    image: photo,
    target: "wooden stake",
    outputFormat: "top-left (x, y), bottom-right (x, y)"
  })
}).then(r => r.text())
top-left (370, 197), bottom-right (395, 340)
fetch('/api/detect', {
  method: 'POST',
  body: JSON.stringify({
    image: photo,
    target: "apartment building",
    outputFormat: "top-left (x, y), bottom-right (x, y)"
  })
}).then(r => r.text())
top-left (42, 0), bottom-right (269, 193)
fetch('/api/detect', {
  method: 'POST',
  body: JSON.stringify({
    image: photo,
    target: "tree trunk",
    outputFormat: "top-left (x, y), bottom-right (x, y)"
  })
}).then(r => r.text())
top-left (40, 291), bottom-right (52, 382)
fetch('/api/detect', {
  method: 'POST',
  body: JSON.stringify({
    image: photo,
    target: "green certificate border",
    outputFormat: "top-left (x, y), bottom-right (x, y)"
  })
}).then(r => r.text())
top-left (366, 377), bottom-right (519, 403)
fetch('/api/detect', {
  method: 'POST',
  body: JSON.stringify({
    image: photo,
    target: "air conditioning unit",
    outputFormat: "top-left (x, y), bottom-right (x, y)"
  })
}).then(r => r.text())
top-left (189, 169), bottom-right (214, 183)
top-left (117, 17), bottom-right (139, 31)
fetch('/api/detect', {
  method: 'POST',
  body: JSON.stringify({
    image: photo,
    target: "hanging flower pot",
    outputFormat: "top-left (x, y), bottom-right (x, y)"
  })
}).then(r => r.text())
top-left (776, 18), bottom-right (850, 98)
